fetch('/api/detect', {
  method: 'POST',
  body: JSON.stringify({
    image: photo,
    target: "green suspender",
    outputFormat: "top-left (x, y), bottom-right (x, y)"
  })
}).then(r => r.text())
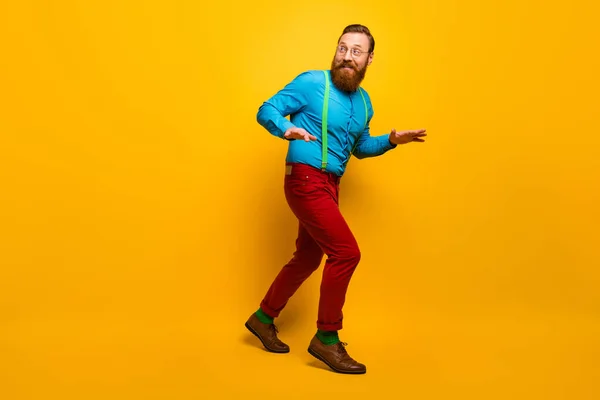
top-left (321, 70), bottom-right (368, 170)
top-left (321, 71), bottom-right (330, 170)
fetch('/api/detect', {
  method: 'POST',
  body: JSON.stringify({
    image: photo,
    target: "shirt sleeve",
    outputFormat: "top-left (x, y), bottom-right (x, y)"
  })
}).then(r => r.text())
top-left (256, 71), bottom-right (316, 139)
top-left (352, 91), bottom-right (397, 158)
top-left (352, 126), bottom-right (397, 159)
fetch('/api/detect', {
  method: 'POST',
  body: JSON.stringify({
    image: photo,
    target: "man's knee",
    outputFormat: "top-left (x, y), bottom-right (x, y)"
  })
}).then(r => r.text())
top-left (321, 245), bottom-right (361, 284)
top-left (337, 245), bottom-right (361, 265)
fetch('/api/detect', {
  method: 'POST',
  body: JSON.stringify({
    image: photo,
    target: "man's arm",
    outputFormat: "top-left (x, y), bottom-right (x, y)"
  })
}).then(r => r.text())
top-left (351, 90), bottom-right (396, 159)
top-left (353, 126), bottom-right (428, 158)
top-left (257, 71), bottom-right (316, 140)
top-left (352, 125), bottom-right (397, 159)
top-left (352, 89), bottom-right (427, 158)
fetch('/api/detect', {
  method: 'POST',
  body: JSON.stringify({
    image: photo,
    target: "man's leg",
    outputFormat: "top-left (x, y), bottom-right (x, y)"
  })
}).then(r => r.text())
top-left (283, 165), bottom-right (360, 332)
top-left (282, 163), bottom-right (366, 374)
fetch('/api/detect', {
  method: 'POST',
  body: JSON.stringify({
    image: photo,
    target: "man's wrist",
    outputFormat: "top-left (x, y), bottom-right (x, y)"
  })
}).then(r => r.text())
top-left (280, 121), bottom-right (295, 140)
top-left (388, 133), bottom-right (397, 147)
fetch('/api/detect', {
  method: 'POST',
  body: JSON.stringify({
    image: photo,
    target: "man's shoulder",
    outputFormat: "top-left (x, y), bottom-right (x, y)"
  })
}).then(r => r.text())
top-left (291, 69), bottom-right (328, 84)
top-left (358, 84), bottom-right (371, 96)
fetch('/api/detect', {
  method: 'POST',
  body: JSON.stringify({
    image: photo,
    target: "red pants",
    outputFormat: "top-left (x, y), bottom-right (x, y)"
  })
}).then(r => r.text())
top-left (260, 162), bottom-right (361, 331)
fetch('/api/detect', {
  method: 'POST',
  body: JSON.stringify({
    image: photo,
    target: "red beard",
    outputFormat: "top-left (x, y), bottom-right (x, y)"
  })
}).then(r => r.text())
top-left (330, 59), bottom-right (367, 92)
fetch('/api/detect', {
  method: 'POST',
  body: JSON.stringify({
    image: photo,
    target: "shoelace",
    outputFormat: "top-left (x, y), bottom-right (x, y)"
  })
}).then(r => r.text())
top-left (337, 341), bottom-right (349, 354)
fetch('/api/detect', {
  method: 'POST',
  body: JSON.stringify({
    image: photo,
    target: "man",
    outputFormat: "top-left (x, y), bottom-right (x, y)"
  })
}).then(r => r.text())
top-left (245, 24), bottom-right (426, 374)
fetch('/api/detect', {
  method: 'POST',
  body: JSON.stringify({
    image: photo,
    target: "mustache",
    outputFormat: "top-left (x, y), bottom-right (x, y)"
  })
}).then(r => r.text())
top-left (336, 61), bottom-right (356, 70)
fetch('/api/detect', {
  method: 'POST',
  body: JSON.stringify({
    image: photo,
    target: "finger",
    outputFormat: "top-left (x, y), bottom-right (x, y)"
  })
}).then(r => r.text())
top-left (309, 135), bottom-right (317, 140)
top-left (412, 138), bottom-right (425, 142)
top-left (406, 129), bottom-right (426, 135)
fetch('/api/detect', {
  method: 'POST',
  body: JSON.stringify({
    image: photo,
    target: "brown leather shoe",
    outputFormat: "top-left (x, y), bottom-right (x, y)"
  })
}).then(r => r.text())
top-left (245, 313), bottom-right (290, 353)
top-left (307, 335), bottom-right (366, 374)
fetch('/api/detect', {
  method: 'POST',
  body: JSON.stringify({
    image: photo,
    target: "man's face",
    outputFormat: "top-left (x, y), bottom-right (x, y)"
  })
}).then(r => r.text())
top-left (330, 32), bottom-right (374, 92)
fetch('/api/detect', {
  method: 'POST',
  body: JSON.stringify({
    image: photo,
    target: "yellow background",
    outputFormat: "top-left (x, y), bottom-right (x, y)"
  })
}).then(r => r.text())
top-left (1, 1), bottom-right (599, 399)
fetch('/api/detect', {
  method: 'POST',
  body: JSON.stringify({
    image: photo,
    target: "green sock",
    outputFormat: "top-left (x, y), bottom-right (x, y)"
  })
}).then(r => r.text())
top-left (255, 307), bottom-right (274, 324)
top-left (316, 329), bottom-right (340, 345)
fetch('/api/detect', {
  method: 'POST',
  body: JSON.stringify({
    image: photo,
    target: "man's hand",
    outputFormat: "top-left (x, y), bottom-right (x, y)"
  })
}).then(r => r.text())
top-left (389, 128), bottom-right (427, 145)
top-left (284, 127), bottom-right (317, 142)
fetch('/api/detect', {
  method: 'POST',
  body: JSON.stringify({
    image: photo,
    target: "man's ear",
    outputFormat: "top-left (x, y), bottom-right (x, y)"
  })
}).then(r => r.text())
top-left (368, 52), bottom-right (374, 65)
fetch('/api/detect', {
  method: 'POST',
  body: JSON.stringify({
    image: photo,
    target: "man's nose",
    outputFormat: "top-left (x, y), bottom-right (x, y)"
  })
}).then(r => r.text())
top-left (343, 50), bottom-right (353, 61)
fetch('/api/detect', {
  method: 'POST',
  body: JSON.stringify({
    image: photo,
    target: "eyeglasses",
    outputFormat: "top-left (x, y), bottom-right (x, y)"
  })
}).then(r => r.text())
top-left (336, 45), bottom-right (370, 58)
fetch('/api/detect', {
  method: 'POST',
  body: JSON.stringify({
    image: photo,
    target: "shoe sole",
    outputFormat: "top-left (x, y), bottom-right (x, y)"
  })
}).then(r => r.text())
top-left (307, 347), bottom-right (366, 375)
top-left (244, 322), bottom-right (290, 353)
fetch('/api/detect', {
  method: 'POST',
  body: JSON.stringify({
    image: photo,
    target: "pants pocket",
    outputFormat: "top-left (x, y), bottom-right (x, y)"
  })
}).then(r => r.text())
top-left (285, 173), bottom-right (322, 197)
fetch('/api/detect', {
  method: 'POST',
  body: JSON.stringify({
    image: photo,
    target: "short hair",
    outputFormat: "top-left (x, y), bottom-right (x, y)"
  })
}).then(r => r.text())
top-left (338, 24), bottom-right (375, 53)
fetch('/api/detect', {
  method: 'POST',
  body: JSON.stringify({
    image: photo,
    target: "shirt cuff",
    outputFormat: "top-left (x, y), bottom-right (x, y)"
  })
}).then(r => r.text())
top-left (384, 134), bottom-right (397, 149)
top-left (279, 120), bottom-right (295, 140)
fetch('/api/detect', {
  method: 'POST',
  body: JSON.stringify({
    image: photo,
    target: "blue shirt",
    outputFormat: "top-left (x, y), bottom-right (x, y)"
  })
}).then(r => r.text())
top-left (257, 69), bottom-right (396, 176)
